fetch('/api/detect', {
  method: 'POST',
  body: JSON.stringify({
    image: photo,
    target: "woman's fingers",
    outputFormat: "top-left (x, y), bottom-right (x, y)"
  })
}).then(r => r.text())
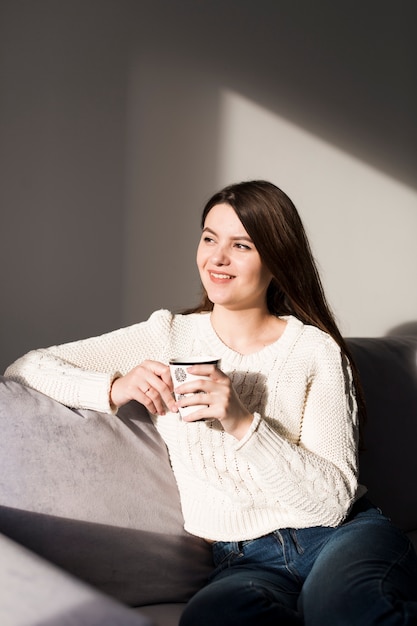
top-left (110, 361), bottom-right (178, 414)
top-left (174, 366), bottom-right (229, 420)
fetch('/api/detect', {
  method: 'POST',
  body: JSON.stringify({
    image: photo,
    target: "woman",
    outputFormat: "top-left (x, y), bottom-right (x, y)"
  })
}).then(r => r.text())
top-left (5, 180), bottom-right (417, 625)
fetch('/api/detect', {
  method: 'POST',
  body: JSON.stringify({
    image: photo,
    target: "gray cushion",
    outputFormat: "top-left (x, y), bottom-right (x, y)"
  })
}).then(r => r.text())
top-left (0, 376), bottom-right (213, 607)
top-left (347, 336), bottom-right (417, 532)
top-left (137, 603), bottom-right (185, 626)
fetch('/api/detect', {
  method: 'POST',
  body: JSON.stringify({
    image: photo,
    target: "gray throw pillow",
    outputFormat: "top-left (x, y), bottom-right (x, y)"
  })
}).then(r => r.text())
top-left (0, 376), bottom-right (213, 606)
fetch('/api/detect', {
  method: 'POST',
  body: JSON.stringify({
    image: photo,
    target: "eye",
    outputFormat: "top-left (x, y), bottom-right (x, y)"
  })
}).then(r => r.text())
top-left (234, 242), bottom-right (252, 250)
top-left (203, 236), bottom-right (215, 244)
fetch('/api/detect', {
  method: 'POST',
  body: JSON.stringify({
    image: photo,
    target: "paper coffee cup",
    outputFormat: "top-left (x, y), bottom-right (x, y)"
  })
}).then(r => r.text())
top-left (169, 356), bottom-right (219, 418)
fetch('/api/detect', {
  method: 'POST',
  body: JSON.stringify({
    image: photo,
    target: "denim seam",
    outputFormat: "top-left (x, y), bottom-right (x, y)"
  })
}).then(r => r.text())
top-left (380, 539), bottom-right (415, 598)
top-left (275, 530), bottom-right (303, 584)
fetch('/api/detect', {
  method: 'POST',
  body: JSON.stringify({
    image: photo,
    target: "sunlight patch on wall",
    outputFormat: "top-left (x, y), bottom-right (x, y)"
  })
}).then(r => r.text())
top-left (217, 89), bottom-right (417, 337)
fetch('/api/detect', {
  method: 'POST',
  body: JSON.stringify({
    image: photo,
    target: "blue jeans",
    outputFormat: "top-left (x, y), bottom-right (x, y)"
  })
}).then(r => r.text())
top-left (180, 498), bottom-right (417, 625)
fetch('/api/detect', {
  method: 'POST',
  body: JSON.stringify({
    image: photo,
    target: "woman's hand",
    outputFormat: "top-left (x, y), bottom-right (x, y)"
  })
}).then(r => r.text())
top-left (174, 364), bottom-right (254, 440)
top-left (110, 360), bottom-right (178, 415)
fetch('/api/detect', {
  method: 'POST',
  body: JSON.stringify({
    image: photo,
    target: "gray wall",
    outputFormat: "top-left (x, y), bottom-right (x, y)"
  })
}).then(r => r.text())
top-left (0, 1), bottom-right (132, 371)
top-left (1, 0), bottom-right (416, 372)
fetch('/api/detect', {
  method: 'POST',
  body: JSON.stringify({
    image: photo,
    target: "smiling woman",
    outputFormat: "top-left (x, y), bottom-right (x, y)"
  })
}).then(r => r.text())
top-left (4, 180), bottom-right (417, 625)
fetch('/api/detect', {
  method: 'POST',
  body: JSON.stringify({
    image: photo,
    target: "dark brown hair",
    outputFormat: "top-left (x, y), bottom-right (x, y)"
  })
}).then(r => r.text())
top-left (186, 180), bottom-right (366, 433)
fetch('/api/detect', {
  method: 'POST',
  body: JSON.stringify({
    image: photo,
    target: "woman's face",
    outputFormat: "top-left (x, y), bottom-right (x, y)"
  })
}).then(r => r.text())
top-left (196, 203), bottom-right (272, 312)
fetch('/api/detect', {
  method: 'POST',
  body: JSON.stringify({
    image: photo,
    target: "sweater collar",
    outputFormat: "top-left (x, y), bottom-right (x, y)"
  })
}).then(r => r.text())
top-left (195, 313), bottom-right (304, 367)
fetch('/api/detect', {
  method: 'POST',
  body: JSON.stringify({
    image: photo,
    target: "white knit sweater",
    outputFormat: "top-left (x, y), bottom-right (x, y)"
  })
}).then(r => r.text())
top-left (5, 310), bottom-right (364, 541)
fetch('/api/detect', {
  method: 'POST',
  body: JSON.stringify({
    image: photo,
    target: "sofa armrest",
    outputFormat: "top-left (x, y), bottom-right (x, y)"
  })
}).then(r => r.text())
top-left (0, 377), bottom-right (213, 607)
top-left (0, 532), bottom-right (153, 626)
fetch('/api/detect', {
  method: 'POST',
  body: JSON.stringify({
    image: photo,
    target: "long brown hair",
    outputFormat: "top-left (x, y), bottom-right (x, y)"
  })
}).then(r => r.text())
top-left (186, 180), bottom-right (367, 433)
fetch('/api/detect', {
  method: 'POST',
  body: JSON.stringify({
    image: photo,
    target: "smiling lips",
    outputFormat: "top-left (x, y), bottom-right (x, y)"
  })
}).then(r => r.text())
top-left (209, 271), bottom-right (235, 282)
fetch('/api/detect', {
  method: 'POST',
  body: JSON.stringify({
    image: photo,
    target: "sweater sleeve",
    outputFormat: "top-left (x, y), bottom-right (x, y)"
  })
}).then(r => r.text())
top-left (4, 310), bottom-right (174, 413)
top-left (234, 339), bottom-right (360, 526)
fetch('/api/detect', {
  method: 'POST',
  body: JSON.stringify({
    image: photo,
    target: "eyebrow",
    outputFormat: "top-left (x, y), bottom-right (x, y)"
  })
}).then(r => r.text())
top-left (202, 226), bottom-right (253, 243)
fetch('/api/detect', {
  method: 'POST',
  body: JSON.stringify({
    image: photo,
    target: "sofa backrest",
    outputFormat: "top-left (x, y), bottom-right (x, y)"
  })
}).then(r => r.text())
top-left (347, 336), bottom-right (417, 532)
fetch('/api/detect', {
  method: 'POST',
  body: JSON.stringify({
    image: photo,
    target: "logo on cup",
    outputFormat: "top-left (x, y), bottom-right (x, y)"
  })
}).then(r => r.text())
top-left (174, 367), bottom-right (187, 383)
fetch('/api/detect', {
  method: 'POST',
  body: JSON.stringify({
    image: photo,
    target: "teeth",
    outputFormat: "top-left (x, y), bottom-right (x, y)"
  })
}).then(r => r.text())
top-left (211, 273), bottom-right (232, 279)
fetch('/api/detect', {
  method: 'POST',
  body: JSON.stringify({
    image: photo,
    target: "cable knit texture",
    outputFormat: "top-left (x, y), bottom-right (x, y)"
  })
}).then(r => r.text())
top-left (5, 310), bottom-right (364, 541)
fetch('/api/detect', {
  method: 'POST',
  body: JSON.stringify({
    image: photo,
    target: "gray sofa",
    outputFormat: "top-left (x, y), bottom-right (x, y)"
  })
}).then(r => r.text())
top-left (1, 335), bottom-right (416, 625)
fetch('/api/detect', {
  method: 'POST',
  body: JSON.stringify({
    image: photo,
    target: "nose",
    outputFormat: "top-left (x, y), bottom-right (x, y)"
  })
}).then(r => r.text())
top-left (210, 244), bottom-right (230, 266)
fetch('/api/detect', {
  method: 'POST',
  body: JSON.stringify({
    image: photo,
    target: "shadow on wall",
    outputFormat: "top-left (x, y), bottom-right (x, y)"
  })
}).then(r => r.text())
top-left (142, 0), bottom-right (417, 192)
top-left (0, 1), bottom-right (133, 373)
top-left (122, 49), bottom-right (221, 324)
top-left (387, 321), bottom-right (417, 336)
top-left (123, 1), bottom-right (417, 335)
